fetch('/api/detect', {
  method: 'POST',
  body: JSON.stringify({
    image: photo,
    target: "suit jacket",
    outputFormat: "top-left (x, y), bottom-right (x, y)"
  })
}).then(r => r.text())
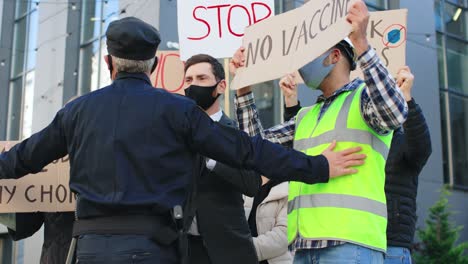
top-left (192, 113), bottom-right (261, 264)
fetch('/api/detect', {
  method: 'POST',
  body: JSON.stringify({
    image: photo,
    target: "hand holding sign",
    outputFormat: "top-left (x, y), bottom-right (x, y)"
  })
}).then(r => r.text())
top-left (279, 73), bottom-right (299, 107)
top-left (346, 0), bottom-right (370, 57)
top-left (396, 66), bottom-right (414, 102)
top-left (229, 47), bottom-right (246, 76)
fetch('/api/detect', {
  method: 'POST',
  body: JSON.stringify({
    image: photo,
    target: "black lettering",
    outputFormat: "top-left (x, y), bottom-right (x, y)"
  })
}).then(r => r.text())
top-left (334, 0), bottom-right (347, 23)
top-left (371, 20), bottom-right (384, 38)
top-left (309, 10), bottom-right (321, 39)
top-left (55, 184), bottom-right (67, 203)
top-left (0, 186), bottom-right (3, 204)
top-left (345, 0), bottom-right (352, 14)
top-left (5, 186), bottom-right (16, 204)
top-left (296, 21), bottom-right (308, 51)
top-left (331, 0), bottom-right (336, 25)
top-left (260, 35), bottom-right (273, 60)
top-left (246, 39), bottom-right (261, 67)
top-left (381, 47), bottom-right (390, 67)
top-left (69, 191), bottom-right (75, 203)
top-left (282, 26), bottom-right (297, 56)
top-left (41, 185), bottom-right (53, 203)
top-left (25, 185), bottom-right (36, 202)
top-left (319, 3), bottom-right (331, 31)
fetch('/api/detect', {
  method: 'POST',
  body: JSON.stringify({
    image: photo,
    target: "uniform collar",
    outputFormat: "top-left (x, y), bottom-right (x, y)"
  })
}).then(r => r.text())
top-left (316, 78), bottom-right (364, 103)
top-left (114, 72), bottom-right (153, 86)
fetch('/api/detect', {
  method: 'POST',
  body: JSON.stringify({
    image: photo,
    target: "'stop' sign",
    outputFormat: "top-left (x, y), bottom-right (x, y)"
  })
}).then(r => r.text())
top-left (177, 0), bottom-right (275, 60)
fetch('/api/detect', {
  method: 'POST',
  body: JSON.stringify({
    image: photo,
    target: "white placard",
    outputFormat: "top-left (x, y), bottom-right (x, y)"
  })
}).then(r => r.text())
top-left (178, 0), bottom-right (275, 60)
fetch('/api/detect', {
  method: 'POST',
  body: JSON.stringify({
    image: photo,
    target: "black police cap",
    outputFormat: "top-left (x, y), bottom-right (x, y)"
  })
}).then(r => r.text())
top-left (106, 17), bottom-right (161, 60)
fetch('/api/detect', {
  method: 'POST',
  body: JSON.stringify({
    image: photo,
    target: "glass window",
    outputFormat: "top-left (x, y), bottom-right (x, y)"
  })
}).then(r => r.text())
top-left (365, 0), bottom-right (387, 10)
top-left (78, 1), bottom-right (119, 94)
top-left (436, 33), bottom-right (446, 88)
top-left (443, 3), bottom-right (467, 38)
top-left (438, 0), bottom-right (468, 188)
top-left (11, 17), bottom-right (27, 78)
top-left (7, 2), bottom-right (38, 140)
top-left (446, 37), bottom-right (468, 93)
top-left (449, 93), bottom-right (468, 187)
top-left (440, 91), bottom-right (450, 183)
top-left (0, 235), bottom-right (13, 264)
top-left (7, 78), bottom-right (23, 140)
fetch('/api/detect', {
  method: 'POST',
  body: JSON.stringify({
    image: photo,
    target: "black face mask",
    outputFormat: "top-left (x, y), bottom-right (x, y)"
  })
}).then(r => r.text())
top-left (184, 81), bottom-right (221, 110)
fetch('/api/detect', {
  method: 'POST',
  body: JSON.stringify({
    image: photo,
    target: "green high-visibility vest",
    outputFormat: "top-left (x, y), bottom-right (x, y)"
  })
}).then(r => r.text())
top-left (287, 84), bottom-right (393, 252)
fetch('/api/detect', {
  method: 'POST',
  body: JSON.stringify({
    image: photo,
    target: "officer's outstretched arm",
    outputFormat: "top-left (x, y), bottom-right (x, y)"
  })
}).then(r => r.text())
top-left (0, 110), bottom-right (67, 179)
top-left (186, 105), bottom-right (365, 184)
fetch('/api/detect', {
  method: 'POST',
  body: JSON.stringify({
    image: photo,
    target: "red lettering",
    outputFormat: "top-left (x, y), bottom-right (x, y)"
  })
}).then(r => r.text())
top-left (153, 53), bottom-right (185, 94)
top-left (228, 5), bottom-right (251, 37)
top-left (154, 53), bottom-right (165, 88)
top-left (207, 4), bottom-right (230, 38)
top-left (251, 2), bottom-right (272, 24)
top-left (188, 3), bottom-right (273, 39)
top-left (161, 53), bottom-right (185, 93)
top-left (188, 6), bottom-right (211, 40)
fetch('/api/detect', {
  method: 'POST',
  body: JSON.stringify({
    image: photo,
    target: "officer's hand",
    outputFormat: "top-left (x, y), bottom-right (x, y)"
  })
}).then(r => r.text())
top-left (396, 66), bottom-right (414, 102)
top-left (346, 0), bottom-right (370, 57)
top-left (322, 141), bottom-right (366, 178)
top-left (279, 73), bottom-right (299, 107)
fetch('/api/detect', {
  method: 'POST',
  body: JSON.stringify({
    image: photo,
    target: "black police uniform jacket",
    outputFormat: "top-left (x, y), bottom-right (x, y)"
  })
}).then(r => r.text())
top-left (193, 114), bottom-right (260, 264)
top-left (0, 72), bottom-right (330, 234)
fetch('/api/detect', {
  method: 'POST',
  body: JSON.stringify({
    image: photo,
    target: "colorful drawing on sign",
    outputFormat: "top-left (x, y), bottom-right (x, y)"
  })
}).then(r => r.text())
top-left (382, 24), bottom-right (407, 48)
top-left (152, 51), bottom-right (186, 95)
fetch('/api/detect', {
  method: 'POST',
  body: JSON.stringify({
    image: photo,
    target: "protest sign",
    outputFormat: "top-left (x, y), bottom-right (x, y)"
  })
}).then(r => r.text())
top-left (178, 0), bottom-right (275, 60)
top-left (0, 142), bottom-right (75, 213)
top-left (351, 9), bottom-right (407, 79)
top-left (151, 51), bottom-right (186, 95)
top-left (231, 0), bottom-right (356, 90)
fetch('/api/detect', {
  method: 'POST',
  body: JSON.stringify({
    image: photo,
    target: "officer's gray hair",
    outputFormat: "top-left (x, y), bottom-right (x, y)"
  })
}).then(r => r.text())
top-left (112, 56), bottom-right (155, 73)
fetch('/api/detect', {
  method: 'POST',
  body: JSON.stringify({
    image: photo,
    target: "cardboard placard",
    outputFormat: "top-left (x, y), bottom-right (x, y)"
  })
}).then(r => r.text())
top-left (231, 0), bottom-right (356, 90)
top-left (178, 0), bottom-right (275, 60)
top-left (0, 142), bottom-right (75, 213)
top-left (351, 9), bottom-right (407, 79)
top-left (151, 51), bottom-right (186, 95)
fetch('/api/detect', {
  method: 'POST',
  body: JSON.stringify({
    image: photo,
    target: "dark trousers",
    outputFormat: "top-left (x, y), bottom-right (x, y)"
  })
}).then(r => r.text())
top-left (76, 234), bottom-right (178, 263)
top-left (188, 235), bottom-right (212, 264)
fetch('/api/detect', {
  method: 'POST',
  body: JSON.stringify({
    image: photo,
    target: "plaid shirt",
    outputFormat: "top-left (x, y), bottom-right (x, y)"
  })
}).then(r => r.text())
top-left (234, 47), bottom-right (408, 251)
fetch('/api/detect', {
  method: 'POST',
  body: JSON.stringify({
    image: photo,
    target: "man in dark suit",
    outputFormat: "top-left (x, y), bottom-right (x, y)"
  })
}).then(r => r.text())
top-left (183, 54), bottom-right (260, 264)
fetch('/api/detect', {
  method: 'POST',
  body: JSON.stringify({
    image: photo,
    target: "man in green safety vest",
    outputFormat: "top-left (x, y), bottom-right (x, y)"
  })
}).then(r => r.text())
top-left (230, 1), bottom-right (408, 263)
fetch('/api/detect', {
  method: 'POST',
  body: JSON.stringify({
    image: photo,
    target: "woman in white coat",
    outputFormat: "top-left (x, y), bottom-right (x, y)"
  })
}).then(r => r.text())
top-left (244, 177), bottom-right (292, 264)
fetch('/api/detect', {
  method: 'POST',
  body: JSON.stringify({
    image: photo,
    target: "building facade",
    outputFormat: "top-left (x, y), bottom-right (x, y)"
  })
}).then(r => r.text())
top-left (0, 0), bottom-right (466, 262)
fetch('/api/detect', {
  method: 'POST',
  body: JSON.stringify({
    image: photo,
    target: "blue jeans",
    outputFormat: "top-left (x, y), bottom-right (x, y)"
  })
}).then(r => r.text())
top-left (76, 234), bottom-right (178, 263)
top-left (293, 243), bottom-right (384, 264)
top-left (384, 247), bottom-right (412, 264)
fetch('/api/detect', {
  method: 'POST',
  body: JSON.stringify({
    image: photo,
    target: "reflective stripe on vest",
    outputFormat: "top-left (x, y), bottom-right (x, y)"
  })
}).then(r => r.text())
top-left (288, 83), bottom-right (391, 252)
top-left (287, 193), bottom-right (387, 218)
top-left (294, 84), bottom-right (389, 160)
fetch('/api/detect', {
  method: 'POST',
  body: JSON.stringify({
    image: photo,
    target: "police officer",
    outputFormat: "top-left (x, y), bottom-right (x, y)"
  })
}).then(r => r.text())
top-left (0, 17), bottom-right (366, 263)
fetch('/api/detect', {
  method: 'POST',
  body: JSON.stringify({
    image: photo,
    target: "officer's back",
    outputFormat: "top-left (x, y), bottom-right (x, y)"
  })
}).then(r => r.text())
top-left (65, 72), bottom-right (195, 219)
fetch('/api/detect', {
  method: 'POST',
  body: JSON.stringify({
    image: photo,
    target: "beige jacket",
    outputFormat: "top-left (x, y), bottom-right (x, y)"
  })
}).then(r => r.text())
top-left (244, 182), bottom-right (293, 264)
